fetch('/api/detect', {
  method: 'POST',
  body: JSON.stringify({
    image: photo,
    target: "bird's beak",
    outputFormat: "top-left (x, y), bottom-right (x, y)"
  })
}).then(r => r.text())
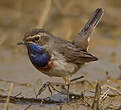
top-left (17, 41), bottom-right (25, 45)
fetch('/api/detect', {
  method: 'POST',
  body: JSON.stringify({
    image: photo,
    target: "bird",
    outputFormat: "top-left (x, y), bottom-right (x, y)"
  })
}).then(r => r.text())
top-left (17, 8), bottom-right (103, 99)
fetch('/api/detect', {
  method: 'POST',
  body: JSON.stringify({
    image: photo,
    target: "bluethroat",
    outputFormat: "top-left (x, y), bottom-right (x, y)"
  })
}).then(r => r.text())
top-left (17, 8), bottom-right (103, 98)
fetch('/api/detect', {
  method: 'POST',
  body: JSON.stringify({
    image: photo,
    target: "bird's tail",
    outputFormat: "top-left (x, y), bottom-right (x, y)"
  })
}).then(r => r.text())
top-left (72, 8), bottom-right (104, 51)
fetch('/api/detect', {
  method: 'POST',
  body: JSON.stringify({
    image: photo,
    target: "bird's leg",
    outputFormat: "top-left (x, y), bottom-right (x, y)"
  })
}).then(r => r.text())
top-left (36, 81), bottom-right (64, 98)
top-left (67, 83), bottom-right (70, 102)
top-left (63, 76), bottom-right (71, 102)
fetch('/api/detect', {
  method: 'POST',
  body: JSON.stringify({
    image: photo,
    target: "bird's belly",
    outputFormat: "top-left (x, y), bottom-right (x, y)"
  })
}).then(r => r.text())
top-left (39, 59), bottom-right (78, 77)
top-left (33, 51), bottom-right (79, 77)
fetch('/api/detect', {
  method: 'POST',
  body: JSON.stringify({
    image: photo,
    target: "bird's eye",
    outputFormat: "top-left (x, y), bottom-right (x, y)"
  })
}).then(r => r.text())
top-left (34, 36), bottom-right (40, 41)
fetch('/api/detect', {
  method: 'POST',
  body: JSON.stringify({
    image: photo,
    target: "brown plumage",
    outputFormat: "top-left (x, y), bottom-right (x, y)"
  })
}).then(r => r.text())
top-left (17, 8), bottom-right (104, 97)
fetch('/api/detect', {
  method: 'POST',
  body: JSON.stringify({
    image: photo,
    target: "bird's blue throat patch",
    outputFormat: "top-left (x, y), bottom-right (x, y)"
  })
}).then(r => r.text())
top-left (27, 43), bottom-right (50, 67)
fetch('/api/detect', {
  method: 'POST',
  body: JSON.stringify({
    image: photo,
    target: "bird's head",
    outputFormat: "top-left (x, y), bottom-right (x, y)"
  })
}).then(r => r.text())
top-left (17, 29), bottom-right (50, 46)
top-left (17, 29), bottom-right (51, 67)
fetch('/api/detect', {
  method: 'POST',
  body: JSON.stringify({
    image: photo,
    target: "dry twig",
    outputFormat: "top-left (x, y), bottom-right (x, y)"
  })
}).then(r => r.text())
top-left (102, 85), bottom-right (121, 95)
top-left (91, 83), bottom-right (101, 110)
top-left (4, 83), bottom-right (14, 110)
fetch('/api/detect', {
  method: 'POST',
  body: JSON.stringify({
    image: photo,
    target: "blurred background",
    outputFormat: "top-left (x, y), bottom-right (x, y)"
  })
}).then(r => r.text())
top-left (0, 0), bottom-right (121, 109)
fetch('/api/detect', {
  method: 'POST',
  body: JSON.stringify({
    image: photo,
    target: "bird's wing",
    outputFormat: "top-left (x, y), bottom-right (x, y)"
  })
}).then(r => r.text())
top-left (58, 43), bottom-right (98, 64)
top-left (72, 8), bottom-right (104, 51)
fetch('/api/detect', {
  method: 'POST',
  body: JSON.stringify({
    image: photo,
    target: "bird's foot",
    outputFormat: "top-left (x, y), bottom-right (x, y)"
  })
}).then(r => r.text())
top-left (36, 81), bottom-right (64, 98)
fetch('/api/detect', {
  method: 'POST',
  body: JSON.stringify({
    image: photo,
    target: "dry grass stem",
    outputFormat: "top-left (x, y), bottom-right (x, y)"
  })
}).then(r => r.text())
top-left (91, 83), bottom-right (101, 110)
top-left (4, 83), bottom-right (14, 110)
top-left (24, 104), bottom-right (32, 110)
top-left (99, 89), bottom-right (109, 102)
top-left (37, 0), bottom-right (52, 27)
top-left (102, 85), bottom-right (121, 95)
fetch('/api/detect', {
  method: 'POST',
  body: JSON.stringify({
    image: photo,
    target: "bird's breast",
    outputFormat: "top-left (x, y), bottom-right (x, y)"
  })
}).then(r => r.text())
top-left (27, 43), bottom-right (51, 67)
top-left (35, 60), bottom-right (55, 72)
top-left (27, 44), bottom-right (79, 77)
top-left (29, 52), bottom-right (50, 67)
